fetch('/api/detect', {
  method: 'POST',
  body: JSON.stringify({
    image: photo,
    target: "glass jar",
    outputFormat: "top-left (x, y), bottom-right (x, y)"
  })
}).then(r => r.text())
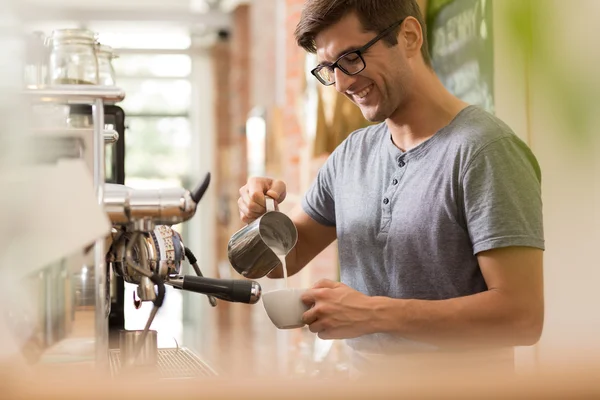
top-left (48, 29), bottom-right (99, 85)
top-left (96, 44), bottom-right (117, 86)
top-left (24, 31), bottom-right (49, 88)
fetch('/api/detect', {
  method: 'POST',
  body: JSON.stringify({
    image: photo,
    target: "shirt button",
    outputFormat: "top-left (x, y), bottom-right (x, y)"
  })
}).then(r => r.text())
top-left (392, 179), bottom-right (398, 185)
top-left (398, 160), bottom-right (406, 167)
top-left (383, 198), bottom-right (389, 205)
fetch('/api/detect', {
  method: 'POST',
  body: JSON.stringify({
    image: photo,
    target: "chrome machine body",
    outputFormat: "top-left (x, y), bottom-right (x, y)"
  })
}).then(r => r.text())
top-left (19, 29), bottom-right (262, 378)
top-left (103, 174), bottom-right (262, 374)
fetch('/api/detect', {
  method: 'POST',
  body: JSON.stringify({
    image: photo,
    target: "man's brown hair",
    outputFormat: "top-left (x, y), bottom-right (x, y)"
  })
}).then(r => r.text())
top-left (294, 0), bottom-right (432, 67)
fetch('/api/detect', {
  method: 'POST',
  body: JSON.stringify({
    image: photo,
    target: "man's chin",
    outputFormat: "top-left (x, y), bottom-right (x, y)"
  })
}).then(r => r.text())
top-left (360, 107), bottom-right (386, 123)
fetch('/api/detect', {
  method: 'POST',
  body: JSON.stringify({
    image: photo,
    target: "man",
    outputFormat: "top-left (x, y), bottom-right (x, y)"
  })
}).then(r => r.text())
top-left (237, 0), bottom-right (544, 374)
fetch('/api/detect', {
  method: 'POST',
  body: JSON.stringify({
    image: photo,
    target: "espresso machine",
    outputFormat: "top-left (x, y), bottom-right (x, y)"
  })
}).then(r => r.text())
top-left (20, 28), bottom-right (263, 378)
top-left (103, 173), bottom-right (262, 375)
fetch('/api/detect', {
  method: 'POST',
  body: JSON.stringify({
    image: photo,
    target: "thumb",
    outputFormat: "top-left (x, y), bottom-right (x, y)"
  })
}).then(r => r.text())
top-left (265, 179), bottom-right (287, 204)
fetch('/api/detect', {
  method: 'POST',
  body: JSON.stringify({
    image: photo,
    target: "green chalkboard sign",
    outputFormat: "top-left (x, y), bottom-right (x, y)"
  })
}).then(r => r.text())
top-left (427, 0), bottom-right (495, 113)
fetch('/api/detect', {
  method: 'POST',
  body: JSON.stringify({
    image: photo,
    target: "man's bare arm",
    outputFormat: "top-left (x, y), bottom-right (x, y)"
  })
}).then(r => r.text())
top-left (367, 246), bottom-right (544, 347)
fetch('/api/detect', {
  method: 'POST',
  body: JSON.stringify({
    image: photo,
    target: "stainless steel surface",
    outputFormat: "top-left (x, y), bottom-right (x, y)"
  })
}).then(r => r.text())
top-left (109, 347), bottom-right (217, 379)
top-left (249, 281), bottom-right (261, 304)
top-left (103, 184), bottom-right (199, 226)
top-left (119, 330), bottom-right (158, 369)
top-left (104, 129), bottom-right (119, 143)
top-left (103, 184), bottom-right (129, 224)
top-left (24, 69), bottom-right (124, 372)
top-left (166, 276), bottom-right (184, 289)
top-left (40, 260), bottom-right (70, 347)
top-left (228, 197), bottom-right (298, 279)
top-left (93, 98), bottom-right (109, 369)
top-left (122, 232), bottom-right (155, 281)
top-left (24, 85), bottom-right (126, 103)
top-left (137, 276), bottom-right (157, 302)
top-left (132, 218), bottom-right (155, 233)
top-left (110, 227), bottom-right (185, 285)
top-left (30, 128), bottom-right (119, 144)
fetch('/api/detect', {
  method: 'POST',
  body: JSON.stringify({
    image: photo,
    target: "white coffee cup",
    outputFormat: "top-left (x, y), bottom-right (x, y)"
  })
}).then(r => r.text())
top-left (262, 288), bottom-right (310, 329)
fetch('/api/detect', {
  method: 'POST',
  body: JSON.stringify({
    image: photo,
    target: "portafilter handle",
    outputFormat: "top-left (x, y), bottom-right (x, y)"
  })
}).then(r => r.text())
top-left (166, 276), bottom-right (261, 304)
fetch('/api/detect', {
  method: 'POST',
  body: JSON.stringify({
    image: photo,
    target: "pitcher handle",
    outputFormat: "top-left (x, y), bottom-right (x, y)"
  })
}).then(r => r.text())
top-left (265, 196), bottom-right (276, 213)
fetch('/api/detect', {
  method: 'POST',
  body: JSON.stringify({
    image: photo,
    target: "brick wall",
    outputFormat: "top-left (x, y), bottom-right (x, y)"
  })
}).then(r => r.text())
top-left (212, 5), bottom-right (251, 273)
top-left (211, 0), bottom-right (339, 287)
top-left (284, 0), bottom-right (339, 285)
top-left (230, 5), bottom-right (251, 186)
top-left (210, 6), bottom-right (254, 362)
top-left (211, 36), bottom-right (232, 268)
top-left (250, 0), bottom-right (277, 109)
top-left (282, 0), bottom-right (306, 197)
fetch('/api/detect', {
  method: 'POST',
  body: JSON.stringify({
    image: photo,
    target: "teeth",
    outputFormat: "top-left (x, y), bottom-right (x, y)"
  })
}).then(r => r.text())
top-left (356, 85), bottom-right (372, 99)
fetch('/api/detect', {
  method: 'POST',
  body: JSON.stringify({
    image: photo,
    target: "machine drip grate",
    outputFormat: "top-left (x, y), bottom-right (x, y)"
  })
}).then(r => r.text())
top-left (109, 347), bottom-right (217, 379)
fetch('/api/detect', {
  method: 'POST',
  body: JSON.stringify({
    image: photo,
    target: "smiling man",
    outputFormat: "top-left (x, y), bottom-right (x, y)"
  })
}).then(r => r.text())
top-left (237, 0), bottom-right (544, 375)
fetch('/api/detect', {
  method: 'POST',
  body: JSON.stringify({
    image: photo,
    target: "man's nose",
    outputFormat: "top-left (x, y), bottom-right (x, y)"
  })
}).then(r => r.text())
top-left (334, 68), bottom-right (356, 93)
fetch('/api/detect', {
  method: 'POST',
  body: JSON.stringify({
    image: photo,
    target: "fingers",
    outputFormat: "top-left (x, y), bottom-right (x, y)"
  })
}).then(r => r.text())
top-left (301, 293), bottom-right (337, 339)
top-left (302, 306), bottom-right (318, 325)
top-left (300, 289), bottom-right (325, 325)
top-left (304, 315), bottom-right (334, 340)
top-left (237, 196), bottom-right (252, 224)
top-left (266, 179), bottom-right (287, 203)
top-left (300, 289), bottom-right (315, 305)
top-left (312, 279), bottom-right (339, 289)
top-left (317, 331), bottom-right (335, 340)
top-left (246, 178), bottom-right (269, 208)
top-left (238, 177), bottom-right (287, 224)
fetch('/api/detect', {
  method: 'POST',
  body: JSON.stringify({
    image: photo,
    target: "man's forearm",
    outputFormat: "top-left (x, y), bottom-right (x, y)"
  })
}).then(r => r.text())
top-left (369, 289), bottom-right (544, 348)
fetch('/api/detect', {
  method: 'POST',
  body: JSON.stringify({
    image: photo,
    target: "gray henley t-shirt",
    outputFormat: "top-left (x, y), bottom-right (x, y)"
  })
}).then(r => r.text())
top-left (301, 105), bottom-right (544, 353)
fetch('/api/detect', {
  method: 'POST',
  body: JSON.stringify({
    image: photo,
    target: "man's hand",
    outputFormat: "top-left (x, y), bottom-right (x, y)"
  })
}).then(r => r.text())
top-left (238, 177), bottom-right (287, 224)
top-left (301, 279), bottom-right (376, 340)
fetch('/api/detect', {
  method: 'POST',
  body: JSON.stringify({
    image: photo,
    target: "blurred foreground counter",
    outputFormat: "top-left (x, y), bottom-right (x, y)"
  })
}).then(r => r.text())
top-left (4, 361), bottom-right (600, 399)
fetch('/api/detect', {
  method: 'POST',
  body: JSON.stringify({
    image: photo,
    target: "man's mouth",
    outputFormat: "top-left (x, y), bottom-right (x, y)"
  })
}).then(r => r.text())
top-left (350, 84), bottom-right (374, 101)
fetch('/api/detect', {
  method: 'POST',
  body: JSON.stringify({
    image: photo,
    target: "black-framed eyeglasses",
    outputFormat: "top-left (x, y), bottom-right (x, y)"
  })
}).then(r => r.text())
top-left (311, 18), bottom-right (405, 86)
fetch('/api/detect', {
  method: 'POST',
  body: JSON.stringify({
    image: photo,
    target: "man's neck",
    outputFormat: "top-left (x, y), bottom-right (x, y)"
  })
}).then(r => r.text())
top-left (385, 71), bottom-right (469, 152)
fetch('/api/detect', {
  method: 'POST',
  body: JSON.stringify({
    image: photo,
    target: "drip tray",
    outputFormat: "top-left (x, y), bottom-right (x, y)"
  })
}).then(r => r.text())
top-left (109, 347), bottom-right (217, 379)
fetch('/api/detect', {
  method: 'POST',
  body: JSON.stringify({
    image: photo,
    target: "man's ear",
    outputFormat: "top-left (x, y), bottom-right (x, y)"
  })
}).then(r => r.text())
top-left (401, 16), bottom-right (424, 59)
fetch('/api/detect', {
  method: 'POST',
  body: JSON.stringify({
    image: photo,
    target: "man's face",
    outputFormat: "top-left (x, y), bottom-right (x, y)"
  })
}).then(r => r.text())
top-left (314, 13), bottom-right (410, 122)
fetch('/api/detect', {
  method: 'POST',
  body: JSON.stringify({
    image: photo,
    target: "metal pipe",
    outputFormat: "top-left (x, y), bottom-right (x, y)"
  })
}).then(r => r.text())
top-left (24, 85), bottom-right (126, 103)
top-left (30, 128), bottom-right (119, 143)
top-left (92, 98), bottom-right (109, 370)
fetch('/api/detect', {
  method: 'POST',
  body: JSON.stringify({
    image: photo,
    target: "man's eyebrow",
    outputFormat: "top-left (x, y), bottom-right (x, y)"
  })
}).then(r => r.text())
top-left (317, 46), bottom-right (360, 66)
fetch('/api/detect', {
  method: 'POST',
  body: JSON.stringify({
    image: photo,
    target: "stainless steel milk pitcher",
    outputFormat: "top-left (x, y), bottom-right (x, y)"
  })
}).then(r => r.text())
top-left (228, 196), bottom-right (298, 279)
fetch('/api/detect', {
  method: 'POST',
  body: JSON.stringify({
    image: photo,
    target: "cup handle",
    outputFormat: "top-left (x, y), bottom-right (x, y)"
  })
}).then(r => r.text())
top-left (265, 196), bottom-right (276, 212)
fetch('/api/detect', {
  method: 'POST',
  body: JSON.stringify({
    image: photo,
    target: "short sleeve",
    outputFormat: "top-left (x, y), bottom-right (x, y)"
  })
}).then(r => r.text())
top-left (301, 151), bottom-right (337, 227)
top-left (462, 136), bottom-right (545, 254)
